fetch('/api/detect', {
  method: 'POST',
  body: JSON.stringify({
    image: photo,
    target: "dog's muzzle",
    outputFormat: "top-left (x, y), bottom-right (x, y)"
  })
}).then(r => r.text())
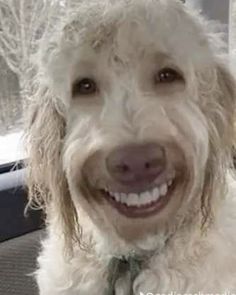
top-left (93, 142), bottom-right (178, 218)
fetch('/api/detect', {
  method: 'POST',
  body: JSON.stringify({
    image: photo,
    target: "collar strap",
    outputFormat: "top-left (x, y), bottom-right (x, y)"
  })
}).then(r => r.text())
top-left (105, 255), bottom-right (143, 295)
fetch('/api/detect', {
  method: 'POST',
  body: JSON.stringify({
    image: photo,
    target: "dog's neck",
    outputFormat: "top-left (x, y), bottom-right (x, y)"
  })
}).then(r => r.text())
top-left (92, 216), bottom-right (204, 295)
top-left (88, 209), bottom-right (203, 261)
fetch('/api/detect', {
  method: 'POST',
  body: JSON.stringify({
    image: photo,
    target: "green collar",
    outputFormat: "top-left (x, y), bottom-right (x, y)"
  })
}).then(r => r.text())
top-left (104, 255), bottom-right (144, 295)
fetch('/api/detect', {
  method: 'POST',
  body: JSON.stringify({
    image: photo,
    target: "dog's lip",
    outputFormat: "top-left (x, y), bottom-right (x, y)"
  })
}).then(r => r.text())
top-left (100, 169), bottom-right (176, 195)
top-left (99, 177), bottom-right (177, 218)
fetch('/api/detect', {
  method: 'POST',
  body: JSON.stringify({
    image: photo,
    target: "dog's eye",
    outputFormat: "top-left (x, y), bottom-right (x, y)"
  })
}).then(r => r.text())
top-left (155, 68), bottom-right (183, 84)
top-left (72, 78), bottom-right (97, 97)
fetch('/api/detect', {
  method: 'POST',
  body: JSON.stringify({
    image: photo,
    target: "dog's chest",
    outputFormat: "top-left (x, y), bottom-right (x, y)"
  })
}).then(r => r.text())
top-left (77, 255), bottom-right (236, 295)
top-left (37, 242), bottom-right (236, 295)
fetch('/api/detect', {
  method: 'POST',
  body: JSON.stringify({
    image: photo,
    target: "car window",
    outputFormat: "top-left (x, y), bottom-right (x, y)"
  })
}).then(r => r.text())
top-left (0, 0), bottom-right (68, 166)
top-left (0, 53), bottom-right (23, 165)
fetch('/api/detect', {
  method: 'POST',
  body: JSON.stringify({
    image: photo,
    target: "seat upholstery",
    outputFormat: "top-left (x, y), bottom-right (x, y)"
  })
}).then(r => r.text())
top-left (0, 230), bottom-right (43, 295)
top-left (0, 169), bottom-right (43, 243)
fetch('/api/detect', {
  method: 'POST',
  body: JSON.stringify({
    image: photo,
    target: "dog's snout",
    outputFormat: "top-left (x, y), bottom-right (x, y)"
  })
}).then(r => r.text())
top-left (106, 143), bottom-right (166, 185)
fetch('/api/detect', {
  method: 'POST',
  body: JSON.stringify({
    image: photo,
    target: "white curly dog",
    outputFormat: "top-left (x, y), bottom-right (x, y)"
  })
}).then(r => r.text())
top-left (27, 0), bottom-right (236, 294)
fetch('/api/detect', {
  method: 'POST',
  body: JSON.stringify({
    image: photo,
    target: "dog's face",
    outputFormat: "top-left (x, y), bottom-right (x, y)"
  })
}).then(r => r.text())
top-left (28, 0), bottom-right (236, 246)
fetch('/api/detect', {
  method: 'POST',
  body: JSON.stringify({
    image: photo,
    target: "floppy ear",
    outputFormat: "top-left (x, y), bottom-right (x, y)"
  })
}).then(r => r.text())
top-left (200, 62), bottom-right (236, 228)
top-left (215, 64), bottom-right (236, 147)
top-left (26, 84), bottom-right (81, 252)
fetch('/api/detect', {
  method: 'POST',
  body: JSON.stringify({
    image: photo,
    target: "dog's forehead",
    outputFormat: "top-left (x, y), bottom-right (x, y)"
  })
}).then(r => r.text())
top-left (57, 0), bottom-right (216, 72)
top-left (43, 0), bottom-right (221, 87)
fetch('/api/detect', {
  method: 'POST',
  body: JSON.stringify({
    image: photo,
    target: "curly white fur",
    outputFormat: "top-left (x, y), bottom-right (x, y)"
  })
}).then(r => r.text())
top-left (26, 0), bottom-right (236, 294)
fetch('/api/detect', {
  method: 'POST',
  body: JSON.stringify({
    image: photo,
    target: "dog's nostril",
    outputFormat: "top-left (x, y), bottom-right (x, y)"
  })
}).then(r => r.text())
top-left (145, 162), bottom-right (150, 169)
top-left (145, 159), bottom-right (157, 169)
top-left (106, 143), bottom-right (166, 184)
top-left (117, 163), bottom-right (130, 173)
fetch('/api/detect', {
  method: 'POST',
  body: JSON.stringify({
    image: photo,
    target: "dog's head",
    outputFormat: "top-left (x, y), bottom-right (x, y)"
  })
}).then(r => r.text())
top-left (27, 0), bottom-right (236, 250)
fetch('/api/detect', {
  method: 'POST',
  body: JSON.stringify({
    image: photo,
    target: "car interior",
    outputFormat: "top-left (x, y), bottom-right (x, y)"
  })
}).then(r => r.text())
top-left (0, 163), bottom-right (43, 295)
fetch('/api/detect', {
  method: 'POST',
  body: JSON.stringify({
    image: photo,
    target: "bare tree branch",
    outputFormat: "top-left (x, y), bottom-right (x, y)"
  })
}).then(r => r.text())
top-left (0, 0), bottom-right (64, 97)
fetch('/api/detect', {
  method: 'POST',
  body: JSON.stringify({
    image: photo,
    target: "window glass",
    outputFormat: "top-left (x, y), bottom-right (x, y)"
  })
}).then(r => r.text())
top-left (0, 53), bottom-right (23, 165)
top-left (0, 0), bottom-right (66, 165)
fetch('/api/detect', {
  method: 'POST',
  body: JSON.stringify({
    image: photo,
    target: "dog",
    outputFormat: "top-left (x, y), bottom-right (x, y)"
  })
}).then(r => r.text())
top-left (26, 0), bottom-right (236, 294)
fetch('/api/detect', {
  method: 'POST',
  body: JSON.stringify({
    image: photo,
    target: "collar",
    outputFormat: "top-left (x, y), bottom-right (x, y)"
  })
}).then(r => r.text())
top-left (103, 233), bottom-right (174, 295)
top-left (104, 254), bottom-right (145, 295)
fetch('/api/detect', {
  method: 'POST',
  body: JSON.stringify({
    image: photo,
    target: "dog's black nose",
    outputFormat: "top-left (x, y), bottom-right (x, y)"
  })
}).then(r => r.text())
top-left (106, 143), bottom-right (166, 185)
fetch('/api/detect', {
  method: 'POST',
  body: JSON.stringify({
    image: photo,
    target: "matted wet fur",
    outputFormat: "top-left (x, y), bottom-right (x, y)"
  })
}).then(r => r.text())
top-left (26, 0), bottom-right (236, 294)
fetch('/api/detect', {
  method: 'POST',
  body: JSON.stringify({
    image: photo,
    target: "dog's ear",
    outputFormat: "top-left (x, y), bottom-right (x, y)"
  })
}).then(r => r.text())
top-left (26, 85), bottom-right (80, 252)
top-left (200, 62), bottom-right (236, 163)
top-left (200, 62), bottom-right (236, 228)
top-left (215, 63), bottom-right (236, 149)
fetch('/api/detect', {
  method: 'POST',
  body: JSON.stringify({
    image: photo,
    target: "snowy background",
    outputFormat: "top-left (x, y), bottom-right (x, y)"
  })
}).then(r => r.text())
top-left (0, 0), bottom-right (68, 164)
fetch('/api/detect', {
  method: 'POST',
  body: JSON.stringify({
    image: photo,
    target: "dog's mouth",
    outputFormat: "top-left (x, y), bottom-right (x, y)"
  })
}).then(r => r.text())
top-left (98, 172), bottom-right (177, 218)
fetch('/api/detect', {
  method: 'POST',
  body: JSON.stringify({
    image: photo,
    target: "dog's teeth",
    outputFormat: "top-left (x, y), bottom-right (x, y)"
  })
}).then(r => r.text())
top-left (107, 180), bottom-right (172, 208)
top-left (152, 187), bottom-right (160, 202)
top-left (120, 193), bottom-right (127, 204)
top-left (114, 193), bottom-right (121, 202)
top-left (160, 183), bottom-right (168, 196)
top-left (140, 191), bottom-right (152, 205)
top-left (125, 194), bottom-right (132, 206)
top-left (139, 192), bottom-right (147, 205)
top-left (128, 193), bottom-right (139, 206)
top-left (167, 179), bottom-right (173, 186)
